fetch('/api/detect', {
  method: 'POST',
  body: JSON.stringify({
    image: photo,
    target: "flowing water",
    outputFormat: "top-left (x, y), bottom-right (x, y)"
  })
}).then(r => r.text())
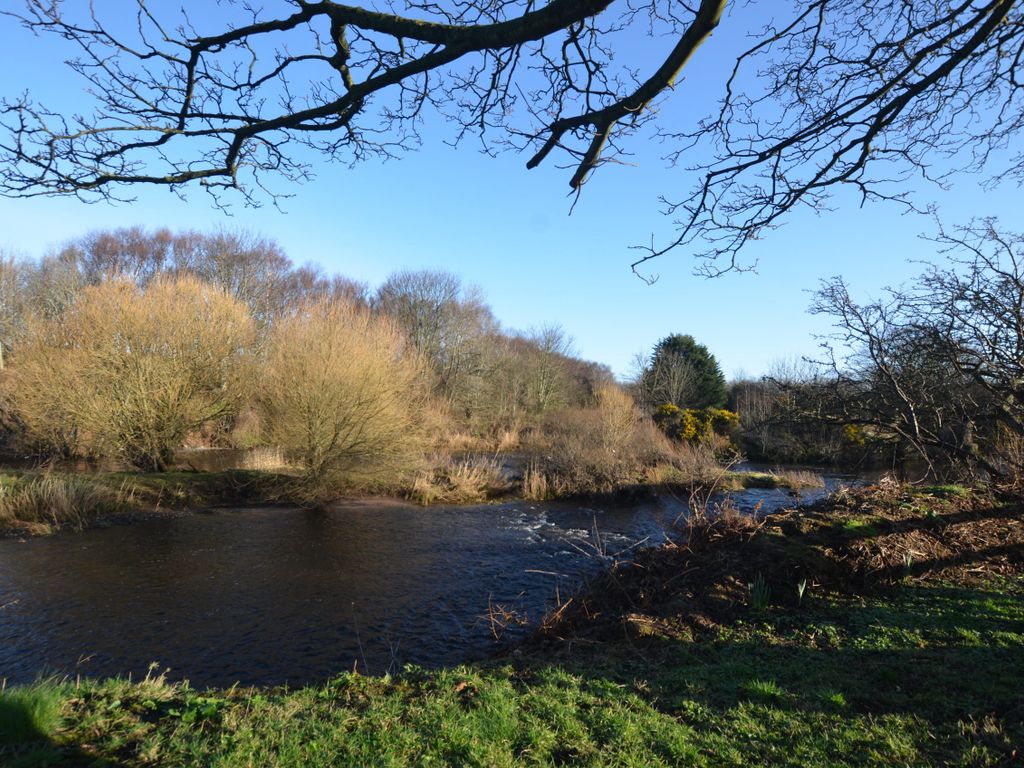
top-left (0, 478), bottom-right (844, 687)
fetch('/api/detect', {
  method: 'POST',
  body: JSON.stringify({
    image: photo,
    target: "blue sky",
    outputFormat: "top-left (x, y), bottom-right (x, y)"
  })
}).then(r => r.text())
top-left (2, 3), bottom-right (1021, 380)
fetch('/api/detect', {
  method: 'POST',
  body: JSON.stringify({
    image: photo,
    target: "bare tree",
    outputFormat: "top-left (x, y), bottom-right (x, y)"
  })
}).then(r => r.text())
top-left (811, 221), bottom-right (1024, 479)
top-left (521, 324), bottom-right (576, 415)
top-left (22, 251), bottom-right (84, 320)
top-left (635, 352), bottom-right (699, 411)
top-left (0, 250), bottom-right (30, 368)
top-left (729, 378), bottom-right (776, 458)
top-left (25, 226), bottom-right (368, 334)
top-left (2, 2), bottom-right (1020, 272)
top-left (375, 269), bottom-right (494, 407)
top-left (920, 219), bottom-right (1024, 442)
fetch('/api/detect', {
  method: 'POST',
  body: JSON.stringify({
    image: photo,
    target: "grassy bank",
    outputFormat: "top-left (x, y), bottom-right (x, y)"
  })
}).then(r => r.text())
top-left (0, 456), bottom-right (826, 536)
top-left (0, 469), bottom-right (288, 536)
top-left (2, 483), bottom-right (1021, 766)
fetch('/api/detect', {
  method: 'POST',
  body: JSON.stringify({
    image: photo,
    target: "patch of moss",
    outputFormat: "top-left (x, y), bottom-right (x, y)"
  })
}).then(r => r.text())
top-left (918, 485), bottom-right (970, 499)
top-left (840, 516), bottom-right (881, 537)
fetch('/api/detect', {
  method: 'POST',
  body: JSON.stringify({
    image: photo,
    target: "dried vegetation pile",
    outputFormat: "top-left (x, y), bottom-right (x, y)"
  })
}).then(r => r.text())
top-left (529, 480), bottom-right (1023, 651)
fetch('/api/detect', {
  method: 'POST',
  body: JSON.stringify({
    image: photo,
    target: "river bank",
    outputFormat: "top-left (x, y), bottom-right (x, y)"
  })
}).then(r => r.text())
top-left (2, 482), bottom-right (1020, 766)
top-left (0, 461), bottom-right (827, 538)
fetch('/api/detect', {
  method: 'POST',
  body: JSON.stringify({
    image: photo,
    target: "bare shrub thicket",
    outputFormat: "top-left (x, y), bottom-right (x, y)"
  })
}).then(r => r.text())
top-left (522, 384), bottom-right (675, 498)
top-left (811, 220), bottom-right (1024, 483)
top-left (375, 270), bottom-right (612, 440)
top-left (465, 327), bottom-right (612, 439)
top-left (728, 358), bottom-right (871, 466)
top-left (7, 276), bottom-right (254, 470)
top-left (259, 299), bottom-right (431, 493)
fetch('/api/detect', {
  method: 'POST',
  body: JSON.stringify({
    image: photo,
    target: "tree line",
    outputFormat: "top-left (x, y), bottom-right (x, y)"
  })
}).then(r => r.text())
top-left (4, 221), bottom-right (1022, 491)
top-left (0, 227), bottom-right (614, 486)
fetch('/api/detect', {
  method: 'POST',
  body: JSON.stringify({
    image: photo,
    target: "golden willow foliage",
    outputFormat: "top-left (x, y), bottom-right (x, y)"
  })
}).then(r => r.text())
top-left (259, 299), bottom-right (430, 491)
top-left (7, 276), bottom-right (254, 470)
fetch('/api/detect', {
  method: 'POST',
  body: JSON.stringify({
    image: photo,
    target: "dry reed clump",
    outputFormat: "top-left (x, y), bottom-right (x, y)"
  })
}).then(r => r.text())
top-left (409, 455), bottom-right (511, 505)
top-left (259, 298), bottom-right (431, 496)
top-left (438, 425), bottom-right (521, 454)
top-left (521, 462), bottom-right (551, 501)
top-left (238, 446), bottom-right (292, 472)
top-left (771, 468), bottom-right (826, 489)
top-left (440, 431), bottom-right (487, 453)
top-left (0, 474), bottom-right (135, 535)
top-left (495, 427), bottom-right (521, 452)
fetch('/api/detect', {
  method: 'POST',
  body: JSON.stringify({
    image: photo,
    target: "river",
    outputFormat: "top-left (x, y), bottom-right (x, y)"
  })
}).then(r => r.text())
top-left (0, 478), bottom-right (843, 687)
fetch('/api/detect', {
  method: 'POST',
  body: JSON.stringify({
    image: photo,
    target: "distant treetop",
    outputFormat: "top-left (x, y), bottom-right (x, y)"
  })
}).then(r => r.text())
top-left (638, 333), bottom-right (727, 411)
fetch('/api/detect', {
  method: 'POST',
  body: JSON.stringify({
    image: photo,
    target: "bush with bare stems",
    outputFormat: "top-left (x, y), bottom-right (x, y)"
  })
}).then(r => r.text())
top-left (522, 384), bottom-right (675, 498)
top-left (259, 299), bottom-right (431, 494)
top-left (6, 276), bottom-right (254, 471)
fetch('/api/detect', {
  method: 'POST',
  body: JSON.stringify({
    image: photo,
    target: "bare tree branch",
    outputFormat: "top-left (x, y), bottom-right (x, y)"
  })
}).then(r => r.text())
top-left (1, 1), bottom-right (1022, 271)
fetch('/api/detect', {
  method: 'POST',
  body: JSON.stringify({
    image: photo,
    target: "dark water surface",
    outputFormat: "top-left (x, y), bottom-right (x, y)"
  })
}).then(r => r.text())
top-left (0, 481), bottom-right (840, 687)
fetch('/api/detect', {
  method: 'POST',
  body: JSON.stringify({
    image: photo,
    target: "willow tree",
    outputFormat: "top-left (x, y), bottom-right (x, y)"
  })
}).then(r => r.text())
top-left (8, 276), bottom-right (255, 470)
top-left (259, 299), bottom-right (430, 491)
top-left (2, 2), bottom-right (1021, 273)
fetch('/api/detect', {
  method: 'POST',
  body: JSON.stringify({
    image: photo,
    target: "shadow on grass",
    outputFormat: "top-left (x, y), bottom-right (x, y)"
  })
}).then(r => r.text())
top-left (0, 687), bottom-right (122, 768)
top-left (4, 583), bottom-right (1021, 766)
top-left (522, 584), bottom-right (1024, 738)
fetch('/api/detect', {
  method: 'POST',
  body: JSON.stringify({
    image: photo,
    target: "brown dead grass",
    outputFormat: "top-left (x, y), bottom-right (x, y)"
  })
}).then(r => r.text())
top-left (525, 480), bottom-right (1023, 652)
top-left (409, 455), bottom-right (512, 505)
top-left (784, 478), bottom-right (1023, 585)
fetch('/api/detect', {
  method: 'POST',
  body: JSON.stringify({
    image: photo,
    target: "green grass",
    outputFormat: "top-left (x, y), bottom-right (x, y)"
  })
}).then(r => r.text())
top-left (840, 517), bottom-right (881, 537)
top-left (0, 683), bottom-right (65, 768)
top-left (3, 579), bottom-right (1020, 767)
top-left (917, 485), bottom-right (971, 499)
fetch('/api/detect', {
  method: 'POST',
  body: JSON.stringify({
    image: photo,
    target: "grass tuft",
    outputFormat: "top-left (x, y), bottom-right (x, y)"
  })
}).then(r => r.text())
top-left (0, 473), bottom-right (135, 535)
top-left (409, 456), bottom-right (511, 505)
top-left (740, 679), bottom-right (787, 705)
